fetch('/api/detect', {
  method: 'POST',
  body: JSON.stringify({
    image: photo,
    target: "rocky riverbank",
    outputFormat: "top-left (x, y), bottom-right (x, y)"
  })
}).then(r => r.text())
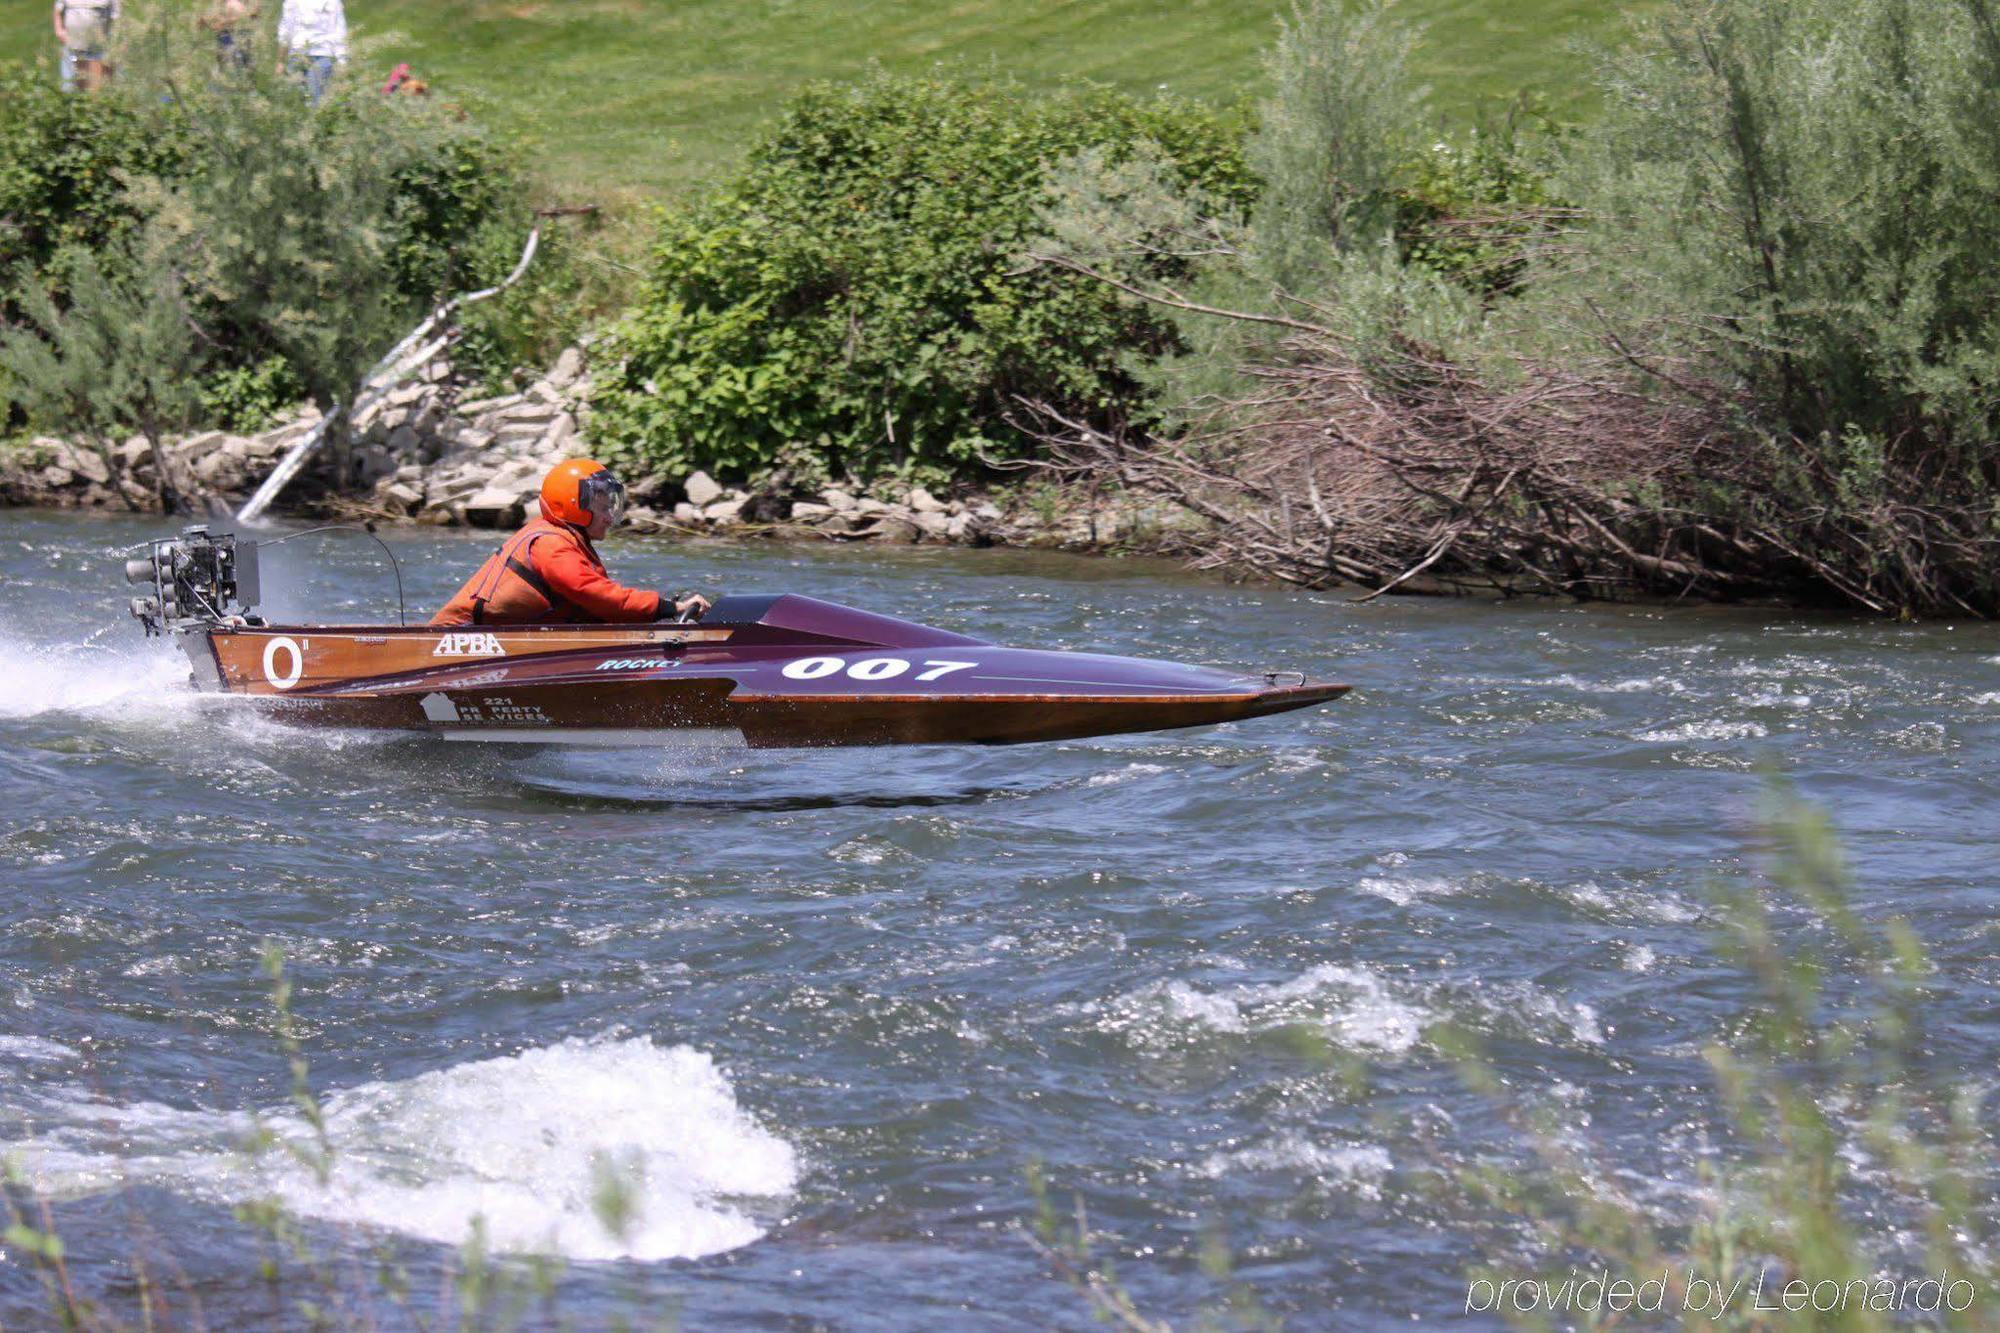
top-left (0, 347), bottom-right (1198, 556)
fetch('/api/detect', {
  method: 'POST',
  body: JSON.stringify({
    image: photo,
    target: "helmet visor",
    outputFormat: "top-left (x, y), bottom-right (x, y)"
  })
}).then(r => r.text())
top-left (578, 470), bottom-right (627, 528)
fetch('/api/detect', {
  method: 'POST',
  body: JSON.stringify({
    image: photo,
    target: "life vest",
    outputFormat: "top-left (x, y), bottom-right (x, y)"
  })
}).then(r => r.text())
top-left (432, 518), bottom-right (603, 626)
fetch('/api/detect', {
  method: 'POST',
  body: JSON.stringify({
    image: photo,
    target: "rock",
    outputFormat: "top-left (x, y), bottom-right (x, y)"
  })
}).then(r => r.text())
top-left (40, 465), bottom-right (74, 489)
top-left (195, 450), bottom-right (247, 492)
top-left (541, 412), bottom-right (577, 457)
top-left (683, 471), bottom-right (724, 507)
top-left (57, 443), bottom-right (111, 486)
top-left (946, 513), bottom-right (972, 540)
top-left (862, 513), bottom-right (923, 544)
top-left (395, 463), bottom-right (424, 483)
top-left (627, 471), bottom-right (674, 504)
top-left (547, 346), bottom-right (584, 390)
top-left (176, 430), bottom-right (228, 463)
top-left (461, 487), bottom-right (524, 528)
top-left (789, 501), bottom-right (835, 521)
top-left (823, 488), bottom-right (858, 512)
top-left (451, 428), bottom-right (497, 455)
top-left (259, 418), bottom-right (317, 449)
top-left (623, 505), bottom-right (668, 534)
top-left (458, 392), bottom-right (525, 419)
top-left (377, 479), bottom-right (423, 510)
top-left (355, 446), bottom-right (395, 485)
top-left (425, 471), bottom-right (484, 508)
top-left (496, 403), bottom-right (560, 429)
top-left (704, 497), bottom-right (747, 523)
top-left (491, 457), bottom-right (541, 487)
top-left (672, 502), bottom-right (703, 524)
top-left (914, 509), bottom-right (952, 539)
top-left (907, 486), bottom-right (946, 514)
top-left (386, 382), bottom-right (430, 411)
top-left (495, 422), bottom-right (552, 451)
top-left (386, 425), bottom-right (421, 456)
top-left (525, 381), bottom-right (562, 406)
top-left (115, 436), bottom-right (151, 469)
top-left (973, 501), bottom-right (1004, 521)
top-left (854, 496), bottom-right (890, 516)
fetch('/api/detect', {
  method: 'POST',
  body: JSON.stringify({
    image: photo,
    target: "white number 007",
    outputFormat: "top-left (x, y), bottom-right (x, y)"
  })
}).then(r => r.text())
top-left (780, 656), bottom-right (977, 683)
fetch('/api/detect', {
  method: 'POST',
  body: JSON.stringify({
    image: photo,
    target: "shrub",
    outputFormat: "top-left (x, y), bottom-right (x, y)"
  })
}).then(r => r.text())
top-left (1551, 0), bottom-right (2000, 609)
top-left (0, 71), bottom-right (184, 324)
top-left (593, 72), bottom-right (1253, 482)
top-left (0, 21), bottom-right (578, 436)
top-left (1393, 104), bottom-right (1570, 301)
top-left (195, 355), bottom-right (305, 433)
top-left (1, 241), bottom-right (203, 509)
top-left (1029, 0), bottom-right (1489, 424)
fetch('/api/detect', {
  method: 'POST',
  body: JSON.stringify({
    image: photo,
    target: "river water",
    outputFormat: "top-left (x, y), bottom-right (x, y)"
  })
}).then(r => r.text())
top-left (1, 508), bottom-right (1995, 1329)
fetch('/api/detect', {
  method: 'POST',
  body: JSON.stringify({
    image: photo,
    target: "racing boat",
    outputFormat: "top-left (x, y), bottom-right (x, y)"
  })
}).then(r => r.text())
top-left (122, 526), bottom-right (1350, 747)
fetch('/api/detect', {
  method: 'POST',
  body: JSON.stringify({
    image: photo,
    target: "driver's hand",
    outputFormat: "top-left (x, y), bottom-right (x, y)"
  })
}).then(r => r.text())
top-left (673, 594), bottom-right (711, 621)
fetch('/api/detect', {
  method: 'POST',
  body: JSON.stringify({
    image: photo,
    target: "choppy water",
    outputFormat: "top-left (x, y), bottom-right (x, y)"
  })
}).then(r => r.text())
top-left (2, 509), bottom-right (1996, 1328)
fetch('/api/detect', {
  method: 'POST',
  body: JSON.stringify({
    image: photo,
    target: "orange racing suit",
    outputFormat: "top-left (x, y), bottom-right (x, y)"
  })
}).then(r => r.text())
top-left (431, 504), bottom-right (662, 626)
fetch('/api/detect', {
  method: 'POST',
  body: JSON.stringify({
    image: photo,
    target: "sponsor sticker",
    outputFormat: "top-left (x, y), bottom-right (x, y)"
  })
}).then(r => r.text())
top-left (432, 632), bottom-right (505, 658)
top-left (419, 692), bottom-right (550, 726)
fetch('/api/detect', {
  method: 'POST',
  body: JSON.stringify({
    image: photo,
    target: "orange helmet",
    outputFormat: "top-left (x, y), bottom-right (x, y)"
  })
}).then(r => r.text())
top-left (541, 459), bottom-right (626, 529)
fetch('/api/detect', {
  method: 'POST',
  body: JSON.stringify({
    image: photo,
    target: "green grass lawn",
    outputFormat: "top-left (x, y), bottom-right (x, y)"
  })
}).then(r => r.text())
top-left (5, 0), bottom-right (1641, 202)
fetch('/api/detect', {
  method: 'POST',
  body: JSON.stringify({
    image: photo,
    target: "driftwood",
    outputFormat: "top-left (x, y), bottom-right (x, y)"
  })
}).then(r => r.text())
top-left (1005, 269), bottom-right (2000, 616)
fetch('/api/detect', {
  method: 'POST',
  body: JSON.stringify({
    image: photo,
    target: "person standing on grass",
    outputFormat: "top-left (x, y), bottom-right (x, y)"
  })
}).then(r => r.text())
top-left (53, 0), bottom-right (120, 92)
top-left (277, 0), bottom-right (346, 105)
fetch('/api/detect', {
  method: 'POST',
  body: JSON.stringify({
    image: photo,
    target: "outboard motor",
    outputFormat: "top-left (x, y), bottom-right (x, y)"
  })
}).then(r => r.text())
top-left (124, 525), bottom-right (261, 635)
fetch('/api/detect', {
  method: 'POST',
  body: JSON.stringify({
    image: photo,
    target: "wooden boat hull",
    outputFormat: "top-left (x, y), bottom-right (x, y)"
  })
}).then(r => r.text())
top-left (180, 594), bottom-right (1350, 748)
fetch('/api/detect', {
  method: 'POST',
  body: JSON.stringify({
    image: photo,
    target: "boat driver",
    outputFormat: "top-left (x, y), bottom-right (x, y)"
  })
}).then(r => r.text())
top-left (431, 459), bottom-right (709, 626)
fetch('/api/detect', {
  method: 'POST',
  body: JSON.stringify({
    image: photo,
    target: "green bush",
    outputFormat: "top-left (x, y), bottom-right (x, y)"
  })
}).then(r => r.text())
top-left (1393, 105), bottom-right (1568, 301)
top-left (1032, 0), bottom-right (1488, 420)
top-left (0, 24), bottom-right (579, 436)
top-left (1566, 0), bottom-right (2000, 530)
top-left (593, 72), bottom-right (1253, 482)
top-left (0, 71), bottom-right (184, 323)
top-left (195, 355), bottom-right (305, 433)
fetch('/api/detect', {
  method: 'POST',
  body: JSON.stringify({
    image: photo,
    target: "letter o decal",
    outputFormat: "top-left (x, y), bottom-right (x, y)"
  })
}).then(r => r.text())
top-left (262, 636), bottom-right (304, 690)
top-left (781, 656), bottom-right (844, 680)
top-left (847, 657), bottom-right (909, 681)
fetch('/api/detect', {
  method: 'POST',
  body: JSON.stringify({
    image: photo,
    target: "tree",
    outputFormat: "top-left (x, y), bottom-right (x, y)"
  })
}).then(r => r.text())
top-left (0, 244), bottom-right (202, 511)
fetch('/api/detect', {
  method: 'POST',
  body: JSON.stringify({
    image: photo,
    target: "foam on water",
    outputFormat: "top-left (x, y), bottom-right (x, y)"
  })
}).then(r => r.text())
top-left (1634, 720), bottom-right (1769, 743)
top-left (1085, 762), bottom-right (1168, 788)
top-left (1562, 881), bottom-right (1699, 924)
top-left (0, 635), bottom-right (192, 724)
top-left (0, 1036), bottom-right (81, 1063)
top-left (1093, 964), bottom-right (1433, 1056)
top-left (1548, 674), bottom-right (1683, 696)
top-left (9, 1037), bottom-right (798, 1263)
top-left (1355, 874), bottom-right (1465, 906)
top-left (1195, 1134), bottom-right (1393, 1197)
